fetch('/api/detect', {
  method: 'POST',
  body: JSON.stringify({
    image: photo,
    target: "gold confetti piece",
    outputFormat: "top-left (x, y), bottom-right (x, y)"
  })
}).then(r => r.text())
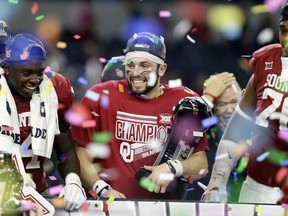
top-left (56, 41), bottom-right (67, 49)
top-left (255, 206), bottom-right (263, 213)
top-left (119, 84), bottom-right (124, 92)
top-left (107, 195), bottom-right (115, 204)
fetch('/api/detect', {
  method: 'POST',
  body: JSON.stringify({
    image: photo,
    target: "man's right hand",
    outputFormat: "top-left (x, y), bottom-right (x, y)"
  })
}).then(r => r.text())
top-left (102, 188), bottom-right (126, 199)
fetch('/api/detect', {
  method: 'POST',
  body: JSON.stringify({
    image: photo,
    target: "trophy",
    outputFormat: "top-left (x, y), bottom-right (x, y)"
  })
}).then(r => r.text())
top-left (135, 96), bottom-right (213, 199)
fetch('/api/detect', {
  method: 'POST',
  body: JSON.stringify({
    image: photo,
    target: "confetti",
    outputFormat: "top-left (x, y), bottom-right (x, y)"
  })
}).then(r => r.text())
top-left (168, 78), bottom-right (182, 88)
top-left (88, 189), bottom-right (97, 198)
top-left (251, 4), bottom-right (269, 14)
top-left (31, 2), bottom-right (39, 15)
top-left (186, 35), bottom-right (196, 43)
top-left (48, 184), bottom-right (64, 196)
top-left (86, 143), bottom-right (111, 159)
top-left (82, 120), bottom-right (97, 128)
top-left (77, 76), bottom-right (88, 85)
top-left (99, 57), bottom-right (107, 63)
top-left (193, 131), bottom-right (203, 137)
top-left (92, 131), bottom-right (113, 143)
top-left (56, 41), bottom-right (67, 49)
top-left (215, 153), bottom-right (228, 160)
top-left (256, 151), bottom-right (269, 162)
top-left (49, 176), bottom-right (57, 181)
top-left (60, 153), bottom-right (67, 163)
top-left (81, 202), bottom-right (89, 211)
top-left (73, 34), bottom-right (81, 40)
top-left (103, 203), bottom-right (109, 212)
top-left (20, 201), bottom-right (35, 211)
top-left (178, 140), bottom-right (186, 151)
top-left (35, 15), bottom-right (45, 21)
top-left (282, 203), bottom-right (288, 210)
top-left (198, 168), bottom-right (206, 175)
top-left (158, 173), bottom-right (174, 181)
top-left (159, 10), bottom-right (171, 18)
top-left (100, 95), bottom-right (110, 108)
top-left (186, 187), bottom-right (194, 192)
top-left (236, 157), bottom-right (248, 173)
top-left (22, 144), bottom-right (29, 152)
top-left (139, 177), bottom-right (156, 191)
top-left (107, 195), bottom-right (115, 205)
top-left (8, 0), bottom-right (18, 4)
top-left (2, 126), bottom-right (13, 131)
top-left (255, 205), bottom-right (263, 213)
top-left (276, 167), bottom-right (288, 184)
top-left (201, 116), bottom-right (218, 128)
top-left (85, 90), bottom-right (100, 102)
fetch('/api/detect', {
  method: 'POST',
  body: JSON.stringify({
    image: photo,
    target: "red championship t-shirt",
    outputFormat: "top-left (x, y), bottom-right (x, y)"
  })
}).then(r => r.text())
top-left (13, 72), bottom-right (74, 192)
top-left (248, 44), bottom-right (288, 188)
top-left (71, 80), bottom-right (209, 199)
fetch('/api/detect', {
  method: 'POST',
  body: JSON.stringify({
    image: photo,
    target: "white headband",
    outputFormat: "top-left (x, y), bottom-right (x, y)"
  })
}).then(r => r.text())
top-left (125, 51), bottom-right (165, 65)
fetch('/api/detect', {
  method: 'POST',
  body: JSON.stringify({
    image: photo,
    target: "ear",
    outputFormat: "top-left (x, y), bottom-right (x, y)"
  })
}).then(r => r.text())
top-left (2, 63), bottom-right (10, 75)
top-left (158, 64), bottom-right (167, 77)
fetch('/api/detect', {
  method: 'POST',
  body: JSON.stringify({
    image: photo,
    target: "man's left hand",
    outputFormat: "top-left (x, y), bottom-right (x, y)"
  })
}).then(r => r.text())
top-left (59, 173), bottom-right (87, 211)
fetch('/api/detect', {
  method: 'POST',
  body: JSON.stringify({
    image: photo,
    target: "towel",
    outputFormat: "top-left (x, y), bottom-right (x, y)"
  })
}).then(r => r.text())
top-left (0, 71), bottom-right (59, 158)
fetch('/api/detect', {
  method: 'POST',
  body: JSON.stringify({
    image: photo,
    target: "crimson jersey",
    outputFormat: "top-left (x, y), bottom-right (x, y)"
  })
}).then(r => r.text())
top-left (71, 80), bottom-right (209, 199)
top-left (248, 44), bottom-right (288, 188)
top-left (14, 72), bottom-right (74, 192)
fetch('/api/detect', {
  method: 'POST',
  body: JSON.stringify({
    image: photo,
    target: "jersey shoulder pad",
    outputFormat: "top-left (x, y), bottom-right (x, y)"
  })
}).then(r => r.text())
top-left (47, 72), bottom-right (75, 116)
top-left (253, 43), bottom-right (282, 59)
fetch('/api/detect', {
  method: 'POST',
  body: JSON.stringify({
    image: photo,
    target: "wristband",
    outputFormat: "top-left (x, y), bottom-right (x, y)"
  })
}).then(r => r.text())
top-left (166, 159), bottom-right (183, 177)
top-left (65, 172), bottom-right (82, 186)
top-left (203, 91), bottom-right (217, 101)
top-left (92, 180), bottom-right (112, 197)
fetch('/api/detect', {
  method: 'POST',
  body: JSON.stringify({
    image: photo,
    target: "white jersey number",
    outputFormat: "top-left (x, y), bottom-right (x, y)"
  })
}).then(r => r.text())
top-left (19, 134), bottom-right (40, 169)
top-left (255, 88), bottom-right (288, 130)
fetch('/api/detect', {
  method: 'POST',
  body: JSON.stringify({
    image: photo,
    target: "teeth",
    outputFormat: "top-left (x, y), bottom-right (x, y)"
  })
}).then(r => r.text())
top-left (26, 86), bottom-right (36, 90)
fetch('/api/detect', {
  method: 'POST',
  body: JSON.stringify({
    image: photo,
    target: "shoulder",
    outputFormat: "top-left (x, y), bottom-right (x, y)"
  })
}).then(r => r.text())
top-left (88, 80), bottom-right (127, 94)
top-left (46, 72), bottom-right (75, 116)
top-left (252, 44), bottom-right (282, 59)
top-left (163, 84), bottom-right (199, 97)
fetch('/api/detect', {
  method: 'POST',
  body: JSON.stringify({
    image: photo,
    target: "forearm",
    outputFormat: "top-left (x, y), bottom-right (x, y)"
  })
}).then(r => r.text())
top-left (76, 145), bottom-right (101, 190)
top-left (58, 147), bottom-right (80, 178)
top-left (181, 151), bottom-right (208, 180)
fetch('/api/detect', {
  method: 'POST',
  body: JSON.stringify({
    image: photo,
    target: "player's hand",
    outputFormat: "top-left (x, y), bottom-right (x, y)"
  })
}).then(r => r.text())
top-left (204, 72), bottom-right (236, 100)
top-left (102, 188), bottom-right (126, 199)
top-left (59, 173), bottom-right (86, 212)
top-left (144, 163), bottom-right (174, 194)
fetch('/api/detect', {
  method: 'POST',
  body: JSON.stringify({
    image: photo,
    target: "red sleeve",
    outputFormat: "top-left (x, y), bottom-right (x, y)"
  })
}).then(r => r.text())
top-left (49, 72), bottom-right (75, 117)
top-left (70, 86), bottom-right (100, 147)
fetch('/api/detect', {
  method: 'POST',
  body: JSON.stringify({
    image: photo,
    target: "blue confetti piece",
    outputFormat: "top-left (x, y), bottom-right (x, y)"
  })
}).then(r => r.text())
top-left (22, 144), bottom-right (29, 152)
top-left (77, 76), bottom-right (88, 85)
top-left (85, 90), bottom-right (100, 102)
top-left (186, 187), bottom-right (194, 192)
top-left (201, 116), bottom-right (218, 128)
top-left (256, 151), bottom-right (270, 162)
top-left (280, 159), bottom-right (288, 166)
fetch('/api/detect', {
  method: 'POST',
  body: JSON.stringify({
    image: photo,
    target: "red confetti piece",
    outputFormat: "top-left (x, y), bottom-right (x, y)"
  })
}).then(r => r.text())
top-left (103, 203), bottom-right (109, 213)
top-left (73, 34), bottom-right (81, 40)
top-left (81, 202), bottom-right (89, 212)
top-left (276, 167), bottom-right (288, 184)
top-left (2, 126), bottom-right (13, 131)
top-left (88, 189), bottom-right (97, 198)
top-left (82, 120), bottom-right (97, 128)
top-left (31, 2), bottom-right (39, 15)
top-left (188, 176), bottom-right (194, 184)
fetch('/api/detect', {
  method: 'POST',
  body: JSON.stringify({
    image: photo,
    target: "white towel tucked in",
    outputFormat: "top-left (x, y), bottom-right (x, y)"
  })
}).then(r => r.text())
top-left (0, 71), bottom-right (59, 158)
